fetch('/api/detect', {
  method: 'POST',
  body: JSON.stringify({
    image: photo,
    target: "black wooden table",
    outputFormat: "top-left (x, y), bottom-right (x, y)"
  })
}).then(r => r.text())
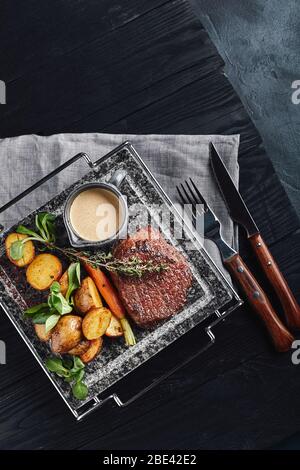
top-left (0, 0), bottom-right (299, 450)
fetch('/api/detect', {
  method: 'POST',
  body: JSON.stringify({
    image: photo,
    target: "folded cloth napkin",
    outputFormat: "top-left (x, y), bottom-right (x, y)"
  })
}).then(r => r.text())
top-left (0, 133), bottom-right (240, 282)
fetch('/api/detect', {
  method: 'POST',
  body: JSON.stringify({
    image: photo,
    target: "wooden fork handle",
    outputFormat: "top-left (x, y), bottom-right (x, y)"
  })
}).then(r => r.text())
top-left (249, 233), bottom-right (300, 329)
top-left (224, 253), bottom-right (294, 352)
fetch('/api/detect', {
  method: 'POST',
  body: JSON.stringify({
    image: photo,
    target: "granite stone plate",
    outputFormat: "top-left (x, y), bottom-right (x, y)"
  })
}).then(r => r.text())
top-left (0, 142), bottom-right (241, 419)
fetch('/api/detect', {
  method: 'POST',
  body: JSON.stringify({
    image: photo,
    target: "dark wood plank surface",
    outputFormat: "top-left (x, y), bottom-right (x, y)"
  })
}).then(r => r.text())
top-left (0, 0), bottom-right (300, 449)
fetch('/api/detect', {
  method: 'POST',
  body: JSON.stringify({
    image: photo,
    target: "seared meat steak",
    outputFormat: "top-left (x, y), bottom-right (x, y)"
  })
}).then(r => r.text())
top-left (112, 227), bottom-right (193, 328)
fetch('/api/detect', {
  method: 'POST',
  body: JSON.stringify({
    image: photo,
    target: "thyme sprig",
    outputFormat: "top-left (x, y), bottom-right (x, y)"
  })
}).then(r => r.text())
top-left (9, 213), bottom-right (169, 278)
top-left (62, 248), bottom-right (169, 278)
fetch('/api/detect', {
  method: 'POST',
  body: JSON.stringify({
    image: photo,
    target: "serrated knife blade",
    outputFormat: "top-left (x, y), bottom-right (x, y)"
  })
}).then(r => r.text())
top-left (210, 144), bottom-right (258, 237)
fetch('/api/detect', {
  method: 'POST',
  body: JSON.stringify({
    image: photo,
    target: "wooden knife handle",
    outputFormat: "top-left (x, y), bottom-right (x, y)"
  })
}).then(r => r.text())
top-left (249, 233), bottom-right (300, 329)
top-left (224, 253), bottom-right (294, 352)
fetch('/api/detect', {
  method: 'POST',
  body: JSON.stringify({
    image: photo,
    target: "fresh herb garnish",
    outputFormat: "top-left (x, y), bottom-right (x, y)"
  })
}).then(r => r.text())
top-left (44, 313), bottom-right (60, 333)
top-left (9, 212), bottom-right (168, 278)
top-left (64, 249), bottom-right (169, 278)
top-left (24, 272), bottom-right (79, 332)
top-left (45, 355), bottom-right (88, 400)
top-left (35, 212), bottom-right (56, 243)
top-left (10, 240), bottom-right (25, 260)
top-left (65, 262), bottom-right (81, 303)
top-left (48, 281), bottom-right (73, 315)
top-left (10, 212), bottom-right (56, 260)
top-left (25, 303), bottom-right (52, 324)
top-left (72, 381), bottom-right (88, 401)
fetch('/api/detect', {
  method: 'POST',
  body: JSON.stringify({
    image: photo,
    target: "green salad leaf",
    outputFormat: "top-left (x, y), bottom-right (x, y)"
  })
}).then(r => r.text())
top-left (72, 381), bottom-right (88, 400)
top-left (16, 225), bottom-right (39, 237)
top-left (24, 303), bottom-right (52, 324)
top-left (45, 314), bottom-right (60, 333)
top-left (50, 281), bottom-right (60, 294)
top-left (24, 303), bottom-right (49, 315)
top-left (24, 281), bottom-right (74, 331)
top-left (35, 212), bottom-right (56, 243)
top-left (70, 356), bottom-right (85, 374)
top-left (45, 357), bottom-right (68, 375)
top-left (65, 262), bottom-right (81, 302)
top-left (46, 356), bottom-right (88, 400)
top-left (10, 213), bottom-right (56, 261)
top-left (10, 240), bottom-right (24, 260)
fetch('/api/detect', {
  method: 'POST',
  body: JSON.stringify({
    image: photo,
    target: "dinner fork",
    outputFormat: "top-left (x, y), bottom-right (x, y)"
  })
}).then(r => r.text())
top-left (176, 179), bottom-right (294, 352)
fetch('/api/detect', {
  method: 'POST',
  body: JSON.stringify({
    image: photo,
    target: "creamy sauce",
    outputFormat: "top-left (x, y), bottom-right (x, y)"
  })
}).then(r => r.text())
top-left (70, 187), bottom-right (122, 241)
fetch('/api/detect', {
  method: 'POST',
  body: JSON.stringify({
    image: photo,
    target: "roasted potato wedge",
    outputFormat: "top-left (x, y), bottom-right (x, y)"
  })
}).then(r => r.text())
top-left (82, 307), bottom-right (111, 340)
top-left (26, 253), bottom-right (62, 291)
top-left (34, 323), bottom-right (52, 342)
top-left (59, 270), bottom-right (69, 297)
top-left (51, 315), bottom-right (82, 354)
top-left (74, 277), bottom-right (102, 314)
top-left (105, 315), bottom-right (123, 337)
top-left (68, 339), bottom-right (90, 356)
top-left (5, 233), bottom-right (35, 267)
top-left (80, 337), bottom-right (103, 363)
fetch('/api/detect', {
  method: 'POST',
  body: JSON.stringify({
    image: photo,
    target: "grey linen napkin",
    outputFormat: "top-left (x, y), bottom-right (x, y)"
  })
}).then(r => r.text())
top-left (0, 133), bottom-right (240, 281)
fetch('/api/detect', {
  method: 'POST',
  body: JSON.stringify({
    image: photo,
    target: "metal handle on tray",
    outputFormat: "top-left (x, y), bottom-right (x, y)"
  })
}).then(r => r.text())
top-left (75, 299), bottom-right (241, 421)
top-left (0, 142), bottom-right (129, 231)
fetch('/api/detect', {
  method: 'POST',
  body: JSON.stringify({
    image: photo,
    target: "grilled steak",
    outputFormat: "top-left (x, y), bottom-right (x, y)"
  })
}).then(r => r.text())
top-left (112, 227), bottom-right (193, 328)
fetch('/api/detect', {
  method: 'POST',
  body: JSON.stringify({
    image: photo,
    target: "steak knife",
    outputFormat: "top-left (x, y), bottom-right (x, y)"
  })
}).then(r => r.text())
top-left (177, 179), bottom-right (294, 352)
top-left (210, 143), bottom-right (300, 329)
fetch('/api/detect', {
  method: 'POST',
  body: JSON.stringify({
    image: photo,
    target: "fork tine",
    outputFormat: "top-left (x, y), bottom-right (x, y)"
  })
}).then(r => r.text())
top-left (177, 180), bottom-right (208, 217)
top-left (181, 182), bottom-right (194, 205)
top-left (184, 179), bottom-right (201, 206)
top-left (176, 185), bottom-right (188, 205)
top-left (189, 178), bottom-right (207, 209)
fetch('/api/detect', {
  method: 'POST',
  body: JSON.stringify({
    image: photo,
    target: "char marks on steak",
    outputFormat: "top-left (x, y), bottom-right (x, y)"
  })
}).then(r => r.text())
top-left (112, 227), bottom-right (193, 328)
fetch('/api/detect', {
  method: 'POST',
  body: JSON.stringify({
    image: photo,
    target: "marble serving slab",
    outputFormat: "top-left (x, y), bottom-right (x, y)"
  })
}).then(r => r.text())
top-left (0, 142), bottom-right (241, 419)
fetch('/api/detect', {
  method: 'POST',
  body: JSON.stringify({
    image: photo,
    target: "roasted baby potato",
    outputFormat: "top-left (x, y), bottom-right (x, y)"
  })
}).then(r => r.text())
top-left (105, 315), bottom-right (123, 338)
top-left (74, 277), bottom-right (102, 314)
top-left (68, 339), bottom-right (90, 356)
top-left (34, 323), bottom-right (52, 342)
top-left (59, 270), bottom-right (69, 297)
top-left (5, 233), bottom-right (35, 267)
top-left (51, 315), bottom-right (82, 354)
top-left (80, 337), bottom-right (103, 363)
top-left (26, 253), bottom-right (62, 291)
top-left (82, 307), bottom-right (111, 340)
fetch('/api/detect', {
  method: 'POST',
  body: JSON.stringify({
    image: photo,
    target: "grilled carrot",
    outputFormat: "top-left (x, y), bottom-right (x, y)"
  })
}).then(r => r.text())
top-left (83, 261), bottom-right (136, 346)
top-left (84, 262), bottom-right (124, 316)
